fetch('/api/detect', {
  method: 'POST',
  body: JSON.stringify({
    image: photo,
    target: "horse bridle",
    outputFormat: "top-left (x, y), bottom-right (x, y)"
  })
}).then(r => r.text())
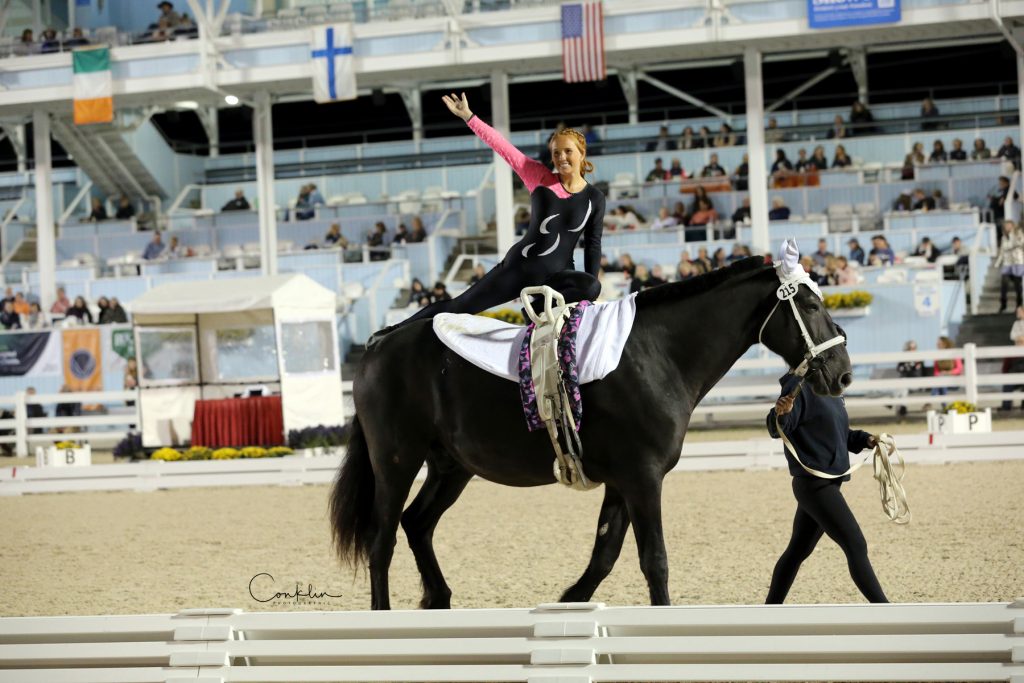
top-left (757, 272), bottom-right (846, 378)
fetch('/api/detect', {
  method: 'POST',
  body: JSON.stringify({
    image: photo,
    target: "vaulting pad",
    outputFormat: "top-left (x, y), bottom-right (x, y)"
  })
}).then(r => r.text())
top-left (433, 294), bottom-right (638, 383)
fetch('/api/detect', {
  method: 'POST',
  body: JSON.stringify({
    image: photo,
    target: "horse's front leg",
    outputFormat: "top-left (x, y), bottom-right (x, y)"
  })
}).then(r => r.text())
top-left (622, 476), bottom-right (670, 605)
top-left (560, 486), bottom-right (630, 602)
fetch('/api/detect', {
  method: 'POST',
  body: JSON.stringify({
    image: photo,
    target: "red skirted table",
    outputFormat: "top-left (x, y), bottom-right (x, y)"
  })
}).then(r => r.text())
top-left (191, 396), bottom-right (284, 447)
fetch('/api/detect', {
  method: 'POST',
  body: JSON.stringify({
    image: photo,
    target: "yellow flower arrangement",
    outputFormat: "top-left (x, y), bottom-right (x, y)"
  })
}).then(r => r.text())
top-left (54, 441), bottom-right (79, 449)
top-left (212, 447), bottom-right (240, 460)
top-left (240, 446), bottom-right (268, 458)
top-left (479, 309), bottom-right (526, 325)
top-left (823, 291), bottom-right (873, 310)
top-left (268, 446), bottom-right (294, 457)
top-left (185, 446), bottom-right (213, 460)
top-left (152, 447), bottom-right (183, 461)
top-left (947, 401), bottom-right (977, 414)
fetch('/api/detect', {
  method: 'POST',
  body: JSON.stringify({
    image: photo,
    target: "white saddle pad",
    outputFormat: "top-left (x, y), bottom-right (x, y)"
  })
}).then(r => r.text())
top-left (433, 294), bottom-right (637, 383)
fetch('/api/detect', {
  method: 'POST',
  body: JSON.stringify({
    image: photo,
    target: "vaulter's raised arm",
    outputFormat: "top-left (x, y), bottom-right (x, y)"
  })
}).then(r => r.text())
top-left (467, 115), bottom-right (554, 193)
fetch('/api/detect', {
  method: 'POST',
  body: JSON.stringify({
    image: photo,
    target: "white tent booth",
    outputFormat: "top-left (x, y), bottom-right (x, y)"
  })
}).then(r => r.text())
top-left (129, 274), bottom-right (344, 448)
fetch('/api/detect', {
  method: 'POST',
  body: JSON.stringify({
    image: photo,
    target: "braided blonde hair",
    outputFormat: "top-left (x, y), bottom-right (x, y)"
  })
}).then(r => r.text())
top-left (548, 128), bottom-right (595, 177)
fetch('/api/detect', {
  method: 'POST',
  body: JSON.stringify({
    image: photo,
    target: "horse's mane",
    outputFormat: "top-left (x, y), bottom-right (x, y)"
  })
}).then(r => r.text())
top-left (634, 256), bottom-right (770, 309)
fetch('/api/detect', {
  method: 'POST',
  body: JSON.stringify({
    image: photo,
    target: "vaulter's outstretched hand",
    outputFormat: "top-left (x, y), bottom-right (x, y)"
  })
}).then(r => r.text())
top-left (442, 92), bottom-right (473, 122)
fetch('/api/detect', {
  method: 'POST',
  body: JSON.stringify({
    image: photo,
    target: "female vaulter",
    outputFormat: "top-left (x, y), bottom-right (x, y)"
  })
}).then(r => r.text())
top-left (372, 92), bottom-right (606, 343)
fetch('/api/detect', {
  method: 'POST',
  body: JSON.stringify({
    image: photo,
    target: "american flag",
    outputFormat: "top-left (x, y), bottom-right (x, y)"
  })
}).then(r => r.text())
top-left (561, 2), bottom-right (605, 83)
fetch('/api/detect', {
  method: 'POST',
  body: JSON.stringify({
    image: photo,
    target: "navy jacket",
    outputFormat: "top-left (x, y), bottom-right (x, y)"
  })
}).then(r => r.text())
top-left (766, 373), bottom-right (872, 482)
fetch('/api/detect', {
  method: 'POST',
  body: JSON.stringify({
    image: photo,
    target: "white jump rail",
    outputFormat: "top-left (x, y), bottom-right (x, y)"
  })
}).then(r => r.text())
top-left (2, 430), bottom-right (1022, 495)
top-left (0, 601), bottom-right (1021, 682)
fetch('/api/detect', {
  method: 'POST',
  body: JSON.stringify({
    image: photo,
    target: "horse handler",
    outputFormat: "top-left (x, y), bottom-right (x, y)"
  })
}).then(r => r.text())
top-left (764, 372), bottom-right (890, 604)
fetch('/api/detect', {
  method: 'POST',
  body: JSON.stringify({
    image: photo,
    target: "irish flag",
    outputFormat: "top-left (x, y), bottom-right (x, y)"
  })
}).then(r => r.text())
top-left (73, 47), bottom-right (113, 125)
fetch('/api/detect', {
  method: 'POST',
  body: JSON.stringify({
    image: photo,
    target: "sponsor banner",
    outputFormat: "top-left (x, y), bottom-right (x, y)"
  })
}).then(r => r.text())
top-left (0, 332), bottom-right (56, 376)
top-left (63, 329), bottom-right (103, 391)
top-left (808, 0), bottom-right (899, 29)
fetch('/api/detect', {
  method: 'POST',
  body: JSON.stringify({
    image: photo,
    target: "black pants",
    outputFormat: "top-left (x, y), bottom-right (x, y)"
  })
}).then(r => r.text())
top-left (405, 264), bottom-right (601, 325)
top-left (766, 477), bottom-right (888, 604)
top-left (1000, 272), bottom-right (1023, 310)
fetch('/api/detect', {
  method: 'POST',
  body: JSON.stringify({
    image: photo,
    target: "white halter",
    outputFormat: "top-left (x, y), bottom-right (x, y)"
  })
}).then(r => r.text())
top-left (758, 239), bottom-right (846, 377)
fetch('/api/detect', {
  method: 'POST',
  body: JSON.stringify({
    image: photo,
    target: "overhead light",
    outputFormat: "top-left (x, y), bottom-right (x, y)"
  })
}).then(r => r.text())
top-left (224, 94), bottom-right (239, 106)
top-left (175, 100), bottom-right (199, 110)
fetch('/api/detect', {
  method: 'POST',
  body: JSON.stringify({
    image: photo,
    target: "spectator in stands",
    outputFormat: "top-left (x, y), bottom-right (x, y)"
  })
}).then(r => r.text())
top-left (676, 260), bottom-right (698, 281)
top-left (294, 185), bottom-right (315, 220)
top-left (714, 123), bottom-right (737, 148)
top-left (850, 100), bottom-right (875, 135)
top-left (582, 124), bottom-right (600, 148)
top-left (892, 192), bottom-right (912, 212)
top-left (324, 223), bottom-right (346, 247)
top-left (13, 292), bottom-right (30, 316)
top-left (799, 256), bottom-right (827, 286)
top-left (408, 279), bottom-right (428, 305)
top-left (514, 207), bottom-right (530, 236)
top-left (1, 301), bottom-right (21, 330)
top-left (645, 158), bottom-right (669, 182)
top-left (929, 140), bottom-right (948, 163)
top-left (997, 136), bottom-right (1021, 169)
top-left (672, 201), bottom-right (688, 225)
top-left (155, 1), bottom-right (181, 28)
top-left (66, 296), bottom-right (92, 324)
top-left (18, 29), bottom-right (34, 55)
top-left (51, 287), bottom-right (70, 315)
top-left (618, 253), bottom-right (637, 277)
top-left (727, 243), bottom-right (749, 263)
top-left (606, 205), bottom-right (643, 231)
top-left (894, 340), bottom-right (925, 418)
top-left (921, 97), bottom-right (941, 131)
top-left (869, 234), bottom-right (895, 266)
top-left (693, 247), bottom-right (713, 274)
top-left (107, 297), bottom-right (128, 323)
top-left (54, 385), bottom-right (82, 431)
top-left (88, 197), bottom-right (107, 222)
top-left (149, 17), bottom-right (173, 41)
top-left (408, 218), bottom-right (428, 243)
top-left (22, 302), bottom-right (47, 329)
top-left (700, 153), bottom-right (726, 177)
top-left (649, 264), bottom-right (668, 287)
top-left (431, 281), bottom-right (452, 303)
top-left (932, 336), bottom-right (962, 399)
top-left (793, 149), bottom-right (813, 173)
top-left (971, 138), bottom-right (991, 160)
top-left (367, 222), bottom-right (389, 261)
top-left (835, 256), bottom-right (859, 285)
top-left (847, 238), bottom-right (865, 265)
top-left (811, 239), bottom-right (831, 268)
top-left (709, 248), bottom-right (726, 270)
top-left (39, 28), bottom-right (59, 53)
top-left (902, 142), bottom-right (926, 179)
top-left (912, 188), bottom-right (935, 211)
top-left (142, 231), bottom-right (165, 260)
top-left (949, 138), bottom-right (967, 161)
top-left (629, 264), bottom-right (651, 294)
top-left (468, 264), bottom-right (486, 286)
top-left (770, 149), bottom-right (793, 180)
top-left (995, 220), bottom-right (1024, 312)
top-left (768, 196), bottom-right (791, 221)
top-left (827, 114), bottom-right (847, 140)
top-left (308, 183), bottom-right (325, 206)
top-left (949, 236), bottom-right (967, 256)
top-left (95, 296), bottom-right (109, 323)
top-left (831, 145), bottom-right (852, 169)
top-left (650, 206), bottom-right (678, 230)
top-left (222, 189), bottom-right (250, 211)
top-left (393, 223), bottom-right (410, 244)
top-left (932, 189), bottom-right (948, 210)
top-left (65, 27), bottom-right (89, 48)
top-left (810, 145), bottom-right (828, 171)
top-left (646, 125), bottom-right (676, 152)
top-left (913, 236), bottom-right (941, 262)
top-left (165, 235), bottom-right (185, 258)
top-left (697, 126), bottom-right (714, 148)
top-left (732, 197), bottom-right (751, 225)
top-left (668, 158), bottom-right (685, 179)
top-left (114, 195), bottom-right (135, 220)
top-left (765, 117), bottom-right (784, 144)
top-left (1012, 306), bottom-right (1024, 343)
top-left (678, 126), bottom-right (698, 150)
top-left (989, 176), bottom-right (1014, 225)
top-left (733, 153), bottom-right (749, 191)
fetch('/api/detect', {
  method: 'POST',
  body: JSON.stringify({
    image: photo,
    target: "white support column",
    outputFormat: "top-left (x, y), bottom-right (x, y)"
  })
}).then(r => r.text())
top-left (400, 88), bottom-right (423, 153)
top-left (252, 92), bottom-right (278, 276)
top-left (0, 123), bottom-right (28, 173)
top-left (744, 48), bottom-right (769, 255)
top-left (848, 48), bottom-right (869, 104)
top-left (491, 70), bottom-right (515, 256)
top-left (617, 69), bottom-right (639, 125)
top-left (963, 342), bottom-right (978, 405)
top-left (198, 107), bottom-right (220, 158)
top-left (33, 110), bottom-right (56, 314)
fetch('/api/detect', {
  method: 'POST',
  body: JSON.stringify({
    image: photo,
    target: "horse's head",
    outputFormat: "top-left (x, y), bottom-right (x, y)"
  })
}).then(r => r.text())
top-left (758, 241), bottom-right (852, 397)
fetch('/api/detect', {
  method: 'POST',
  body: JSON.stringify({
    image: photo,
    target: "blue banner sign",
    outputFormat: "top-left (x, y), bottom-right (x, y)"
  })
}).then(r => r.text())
top-left (808, 0), bottom-right (900, 29)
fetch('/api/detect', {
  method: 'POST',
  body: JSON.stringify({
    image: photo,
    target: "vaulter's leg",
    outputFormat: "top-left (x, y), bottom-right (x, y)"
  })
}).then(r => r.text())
top-left (400, 457), bottom-right (473, 609)
top-left (560, 486), bottom-right (630, 602)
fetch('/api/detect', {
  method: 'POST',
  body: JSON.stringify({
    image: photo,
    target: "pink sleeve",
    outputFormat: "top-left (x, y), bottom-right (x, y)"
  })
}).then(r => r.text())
top-left (952, 358), bottom-right (964, 375)
top-left (467, 116), bottom-right (554, 192)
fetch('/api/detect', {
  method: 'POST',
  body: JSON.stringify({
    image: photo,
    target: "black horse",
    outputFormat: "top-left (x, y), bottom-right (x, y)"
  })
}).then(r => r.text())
top-left (331, 257), bottom-right (852, 609)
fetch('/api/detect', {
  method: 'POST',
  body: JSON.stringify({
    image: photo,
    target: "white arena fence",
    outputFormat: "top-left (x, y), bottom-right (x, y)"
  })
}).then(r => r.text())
top-left (0, 601), bottom-right (1021, 682)
top-left (6, 343), bottom-right (1023, 457)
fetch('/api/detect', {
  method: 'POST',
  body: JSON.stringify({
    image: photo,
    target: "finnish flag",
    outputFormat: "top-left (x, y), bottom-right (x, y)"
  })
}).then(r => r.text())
top-left (311, 24), bottom-right (356, 103)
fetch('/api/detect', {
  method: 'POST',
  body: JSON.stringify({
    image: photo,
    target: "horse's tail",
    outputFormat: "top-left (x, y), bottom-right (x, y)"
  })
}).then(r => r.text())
top-left (330, 414), bottom-right (374, 568)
